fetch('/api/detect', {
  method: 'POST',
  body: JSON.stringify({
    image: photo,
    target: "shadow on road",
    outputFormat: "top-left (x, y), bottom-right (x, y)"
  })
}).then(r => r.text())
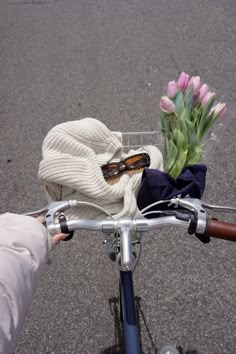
top-left (177, 348), bottom-right (198, 354)
top-left (100, 296), bottom-right (198, 354)
top-left (100, 296), bottom-right (125, 354)
top-left (100, 296), bottom-right (158, 354)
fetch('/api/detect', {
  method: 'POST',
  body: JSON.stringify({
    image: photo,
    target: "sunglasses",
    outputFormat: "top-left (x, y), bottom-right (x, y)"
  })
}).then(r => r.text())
top-left (101, 153), bottom-right (150, 180)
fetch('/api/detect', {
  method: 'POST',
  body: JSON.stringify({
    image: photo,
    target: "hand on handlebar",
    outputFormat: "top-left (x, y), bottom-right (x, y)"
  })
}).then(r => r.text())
top-left (36, 215), bottom-right (66, 246)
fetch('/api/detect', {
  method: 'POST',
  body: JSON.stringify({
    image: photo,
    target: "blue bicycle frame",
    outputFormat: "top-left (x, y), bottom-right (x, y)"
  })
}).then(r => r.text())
top-left (120, 271), bottom-right (140, 354)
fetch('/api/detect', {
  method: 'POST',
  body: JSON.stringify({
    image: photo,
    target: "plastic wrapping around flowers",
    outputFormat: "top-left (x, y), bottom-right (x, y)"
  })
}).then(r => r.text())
top-left (160, 72), bottom-right (227, 178)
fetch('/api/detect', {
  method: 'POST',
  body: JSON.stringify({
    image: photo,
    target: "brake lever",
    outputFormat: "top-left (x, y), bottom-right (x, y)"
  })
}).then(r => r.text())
top-left (24, 206), bottom-right (49, 218)
top-left (169, 197), bottom-right (236, 243)
top-left (44, 200), bottom-right (78, 240)
top-left (25, 200), bottom-right (78, 241)
top-left (169, 198), bottom-right (207, 236)
top-left (170, 198), bottom-right (236, 213)
top-left (200, 201), bottom-right (236, 213)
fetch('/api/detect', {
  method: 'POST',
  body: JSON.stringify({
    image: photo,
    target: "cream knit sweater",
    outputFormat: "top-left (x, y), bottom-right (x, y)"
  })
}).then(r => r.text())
top-left (38, 118), bottom-right (163, 219)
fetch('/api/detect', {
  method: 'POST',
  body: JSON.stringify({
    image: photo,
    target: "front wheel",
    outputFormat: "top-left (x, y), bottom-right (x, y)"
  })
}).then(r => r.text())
top-left (158, 345), bottom-right (180, 354)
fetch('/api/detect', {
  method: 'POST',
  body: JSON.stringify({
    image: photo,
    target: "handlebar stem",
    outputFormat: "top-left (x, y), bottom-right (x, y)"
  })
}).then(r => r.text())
top-left (119, 225), bottom-right (133, 271)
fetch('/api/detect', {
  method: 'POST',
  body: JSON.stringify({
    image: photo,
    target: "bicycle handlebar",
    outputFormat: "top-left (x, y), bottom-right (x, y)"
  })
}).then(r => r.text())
top-left (24, 198), bottom-right (236, 271)
top-left (64, 216), bottom-right (191, 234)
top-left (25, 198), bottom-right (236, 243)
top-left (56, 215), bottom-right (236, 242)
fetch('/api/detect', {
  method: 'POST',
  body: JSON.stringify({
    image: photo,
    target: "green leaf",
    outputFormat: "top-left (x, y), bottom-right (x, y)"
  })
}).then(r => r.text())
top-left (192, 106), bottom-right (201, 129)
top-left (197, 96), bottom-right (215, 140)
top-left (165, 140), bottom-right (178, 174)
top-left (173, 128), bottom-right (187, 151)
top-left (200, 111), bottom-right (219, 138)
top-left (186, 145), bottom-right (204, 165)
top-left (174, 91), bottom-right (184, 114)
top-left (183, 85), bottom-right (194, 113)
top-left (169, 150), bottom-right (188, 178)
top-left (178, 109), bottom-right (189, 143)
top-left (160, 113), bottom-right (178, 138)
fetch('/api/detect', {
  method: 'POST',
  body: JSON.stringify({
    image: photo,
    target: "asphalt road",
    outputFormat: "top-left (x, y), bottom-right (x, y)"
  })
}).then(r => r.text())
top-left (0, 0), bottom-right (236, 353)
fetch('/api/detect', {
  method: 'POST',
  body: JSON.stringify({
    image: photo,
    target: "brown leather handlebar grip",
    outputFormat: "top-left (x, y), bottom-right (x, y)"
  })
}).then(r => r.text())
top-left (207, 219), bottom-right (236, 242)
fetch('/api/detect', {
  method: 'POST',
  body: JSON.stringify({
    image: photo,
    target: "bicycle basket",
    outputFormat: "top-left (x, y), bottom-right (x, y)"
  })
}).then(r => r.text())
top-left (121, 131), bottom-right (162, 153)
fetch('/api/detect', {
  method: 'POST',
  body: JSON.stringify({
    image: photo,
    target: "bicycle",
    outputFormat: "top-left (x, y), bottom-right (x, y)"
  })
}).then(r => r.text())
top-left (26, 125), bottom-right (236, 354)
top-left (27, 196), bottom-right (236, 354)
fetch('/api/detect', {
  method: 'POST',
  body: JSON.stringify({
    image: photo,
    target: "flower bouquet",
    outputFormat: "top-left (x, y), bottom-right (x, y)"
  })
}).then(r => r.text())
top-left (137, 71), bottom-right (228, 215)
top-left (160, 72), bottom-right (227, 178)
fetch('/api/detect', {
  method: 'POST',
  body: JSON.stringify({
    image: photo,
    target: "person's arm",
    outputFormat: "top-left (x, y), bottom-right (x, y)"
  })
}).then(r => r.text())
top-left (0, 213), bottom-right (63, 354)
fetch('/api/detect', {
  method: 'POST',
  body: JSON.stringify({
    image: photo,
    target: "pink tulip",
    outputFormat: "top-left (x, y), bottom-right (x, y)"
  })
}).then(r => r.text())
top-left (167, 81), bottom-right (177, 98)
top-left (198, 84), bottom-right (209, 101)
top-left (160, 96), bottom-right (176, 114)
top-left (212, 103), bottom-right (227, 119)
top-left (218, 107), bottom-right (227, 119)
top-left (188, 76), bottom-right (201, 95)
top-left (201, 92), bottom-right (216, 107)
top-left (177, 72), bottom-right (190, 90)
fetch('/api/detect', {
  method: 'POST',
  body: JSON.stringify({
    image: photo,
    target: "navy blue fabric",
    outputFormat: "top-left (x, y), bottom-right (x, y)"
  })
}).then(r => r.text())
top-left (137, 164), bottom-right (207, 216)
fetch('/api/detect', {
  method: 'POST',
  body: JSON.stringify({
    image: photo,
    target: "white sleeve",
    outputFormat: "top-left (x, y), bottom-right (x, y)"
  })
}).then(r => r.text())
top-left (0, 213), bottom-right (54, 354)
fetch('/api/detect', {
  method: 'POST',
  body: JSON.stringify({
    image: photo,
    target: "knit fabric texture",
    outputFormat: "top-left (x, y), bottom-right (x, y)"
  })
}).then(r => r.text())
top-left (38, 118), bottom-right (164, 219)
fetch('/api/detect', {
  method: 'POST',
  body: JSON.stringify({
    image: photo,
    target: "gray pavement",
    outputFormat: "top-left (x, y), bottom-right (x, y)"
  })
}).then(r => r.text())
top-left (0, 0), bottom-right (236, 353)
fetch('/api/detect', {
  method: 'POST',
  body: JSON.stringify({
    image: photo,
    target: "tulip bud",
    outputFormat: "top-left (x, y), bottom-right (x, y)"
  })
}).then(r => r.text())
top-left (191, 76), bottom-right (201, 95)
top-left (177, 72), bottom-right (190, 90)
top-left (198, 84), bottom-right (209, 101)
top-left (167, 81), bottom-right (177, 98)
top-left (201, 92), bottom-right (216, 107)
top-left (212, 103), bottom-right (227, 119)
top-left (160, 96), bottom-right (176, 113)
top-left (218, 107), bottom-right (227, 119)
